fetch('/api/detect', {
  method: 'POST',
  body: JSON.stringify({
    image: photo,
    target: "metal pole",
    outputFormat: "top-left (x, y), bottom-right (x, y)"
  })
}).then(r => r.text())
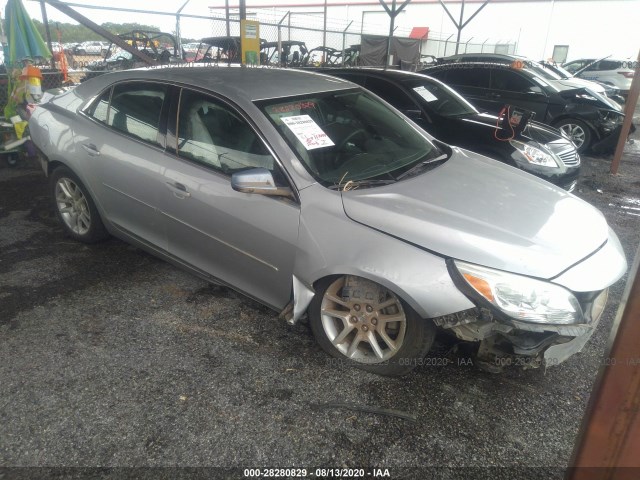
top-left (385, 0), bottom-right (396, 69)
top-left (39, 1), bottom-right (55, 69)
top-left (278, 11), bottom-right (290, 67)
top-left (323, 0), bottom-right (327, 50)
top-left (464, 36), bottom-right (473, 53)
top-left (342, 20), bottom-right (352, 67)
top-left (175, 0), bottom-right (190, 59)
top-left (481, 37), bottom-right (488, 53)
top-left (443, 33), bottom-right (453, 57)
top-left (610, 49), bottom-right (640, 175)
top-left (225, 0), bottom-right (230, 37)
top-left (239, 0), bottom-right (246, 21)
top-left (567, 236), bottom-right (640, 473)
top-left (454, 0), bottom-right (465, 55)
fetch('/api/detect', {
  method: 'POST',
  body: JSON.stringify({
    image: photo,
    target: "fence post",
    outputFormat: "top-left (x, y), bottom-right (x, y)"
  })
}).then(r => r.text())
top-left (39, 1), bottom-right (56, 70)
top-left (342, 20), bottom-right (353, 67)
top-left (464, 36), bottom-right (473, 53)
top-left (278, 11), bottom-right (290, 67)
top-left (175, 0), bottom-right (190, 57)
top-left (481, 38), bottom-right (488, 53)
top-left (443, 34), bottom-right (453, 57)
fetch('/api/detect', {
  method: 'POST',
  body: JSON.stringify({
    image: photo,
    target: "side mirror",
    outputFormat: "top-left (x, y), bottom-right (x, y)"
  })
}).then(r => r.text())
top-left (528, 86), bottom-right (543, 94)
top-left (231, 168), bottom-right (294, 199)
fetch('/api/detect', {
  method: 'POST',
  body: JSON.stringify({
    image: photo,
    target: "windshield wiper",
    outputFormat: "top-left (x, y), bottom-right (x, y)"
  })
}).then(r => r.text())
top-left (396, 154), bottom-right (448, 181)
top-left (329, 178), bottom-right (396, 191)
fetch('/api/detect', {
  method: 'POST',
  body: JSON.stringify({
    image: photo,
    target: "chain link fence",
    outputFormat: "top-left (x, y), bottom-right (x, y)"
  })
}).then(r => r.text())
top-left (1, 3), bottom-right (516, 108)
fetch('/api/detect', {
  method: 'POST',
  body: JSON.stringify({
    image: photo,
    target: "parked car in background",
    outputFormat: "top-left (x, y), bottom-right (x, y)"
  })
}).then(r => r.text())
top-left (29, 67), bottom-right (626, 375)
top-left (439, 53), bottom-right (624, 104)
top-left (537, 61), bottom-right (625, 106)
top-left (260, 40), bottom-right (308, 66)
top-left (73, 41), bottom-right (109, 56)
top-left (318, 68), bottom-right (580, 191)
top-left (192, 36), bottom-right (262, 64)
top-left (83, 31), bottom-right (183, 82)
top-left (420, 62), bottom-right (627, 153)
top-left (562, 57), bottom-right (634, 96)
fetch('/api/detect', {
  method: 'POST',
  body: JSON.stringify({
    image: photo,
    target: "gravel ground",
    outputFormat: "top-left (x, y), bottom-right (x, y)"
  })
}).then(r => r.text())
top-left (1, 106), bottom-right (639, 479)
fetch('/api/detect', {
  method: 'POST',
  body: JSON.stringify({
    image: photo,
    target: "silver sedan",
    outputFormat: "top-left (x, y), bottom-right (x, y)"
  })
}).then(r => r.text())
top-left (29, 67), bottom-right (627, 375)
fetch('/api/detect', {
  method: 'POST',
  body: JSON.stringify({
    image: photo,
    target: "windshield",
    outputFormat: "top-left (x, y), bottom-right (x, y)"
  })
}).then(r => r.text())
top-left (402, 77), bottom-right (477, 117)
top-left (257, 89), bottom-right (446, 186)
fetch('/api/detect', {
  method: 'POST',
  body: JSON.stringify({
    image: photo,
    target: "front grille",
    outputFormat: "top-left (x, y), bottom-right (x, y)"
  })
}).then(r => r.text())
top-left (557, 149), bottom-right (581, 167)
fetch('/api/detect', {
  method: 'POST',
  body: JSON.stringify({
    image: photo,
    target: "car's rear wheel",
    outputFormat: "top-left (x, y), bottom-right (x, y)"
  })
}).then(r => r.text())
top-left (555, 118), bottom-right (592, 153)
top-left (310, 275), bottom-right (435, 376)
top-left (51, 166), bottom-right (108, 243)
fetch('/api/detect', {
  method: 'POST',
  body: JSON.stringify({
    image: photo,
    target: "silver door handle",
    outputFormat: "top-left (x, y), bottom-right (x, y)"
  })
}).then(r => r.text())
top-left (165, 181), bottom-right (191, 198)
top-left (81, 143), bottom-right (100, 156)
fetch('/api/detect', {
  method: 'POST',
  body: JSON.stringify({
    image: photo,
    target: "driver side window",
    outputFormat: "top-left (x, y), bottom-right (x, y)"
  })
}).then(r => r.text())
top-left (176, 89), bottom-right (277, 176)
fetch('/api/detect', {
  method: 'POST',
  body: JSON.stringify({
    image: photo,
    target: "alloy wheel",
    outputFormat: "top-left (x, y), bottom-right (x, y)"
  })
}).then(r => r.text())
top-left (320, 276), bottom-right (407, 363)
top-left (55, 177), bottom-right (91, 235)
top-left (559, 123), bottom-right (587, 149)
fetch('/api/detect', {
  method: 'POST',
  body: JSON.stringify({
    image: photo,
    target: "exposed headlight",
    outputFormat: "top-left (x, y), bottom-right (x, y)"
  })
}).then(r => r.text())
top-left (454, 261), bottom-right (583, 324)
top-left (509, 140), bottom-right (559, 168)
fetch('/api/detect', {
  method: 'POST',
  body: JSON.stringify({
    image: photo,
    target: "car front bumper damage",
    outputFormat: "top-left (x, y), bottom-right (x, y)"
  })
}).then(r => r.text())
top-left (436, 288), bottom-right (609, 370)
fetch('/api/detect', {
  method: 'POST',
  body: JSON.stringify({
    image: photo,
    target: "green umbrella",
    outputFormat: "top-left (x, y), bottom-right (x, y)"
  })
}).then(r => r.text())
top-left (4, 0), bottom-right (51, 66)
top-left (4, 0), bottom-right (51, 117)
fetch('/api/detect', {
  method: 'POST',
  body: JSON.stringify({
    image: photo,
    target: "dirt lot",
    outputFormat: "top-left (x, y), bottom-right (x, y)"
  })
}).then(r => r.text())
top-left (1, 108), bottom-right (639, 478)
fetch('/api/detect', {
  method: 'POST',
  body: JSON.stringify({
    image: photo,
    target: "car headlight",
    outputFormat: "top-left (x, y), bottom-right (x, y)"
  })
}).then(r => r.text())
top-left (509, 140), bottom-right (559, 168)
top-left (454, 260), bottom-right (583, 324)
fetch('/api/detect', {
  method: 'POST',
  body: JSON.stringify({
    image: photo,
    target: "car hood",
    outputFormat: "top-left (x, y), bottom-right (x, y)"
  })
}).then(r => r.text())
top-left (553, 78), bottom-right (605, 93)
top-left (341, 149), bottom-right (608, 279)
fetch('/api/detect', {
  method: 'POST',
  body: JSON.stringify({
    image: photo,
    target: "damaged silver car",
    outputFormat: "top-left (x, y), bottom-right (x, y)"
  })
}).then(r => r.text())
top-left (29, 67), bottom-right (627, 375)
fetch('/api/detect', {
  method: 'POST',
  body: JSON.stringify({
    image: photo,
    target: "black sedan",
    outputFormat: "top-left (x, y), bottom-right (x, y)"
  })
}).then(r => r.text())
top-left (318, 68), bottom-right (580, 191)
top-left (419, 62), bottom-right (626, 154)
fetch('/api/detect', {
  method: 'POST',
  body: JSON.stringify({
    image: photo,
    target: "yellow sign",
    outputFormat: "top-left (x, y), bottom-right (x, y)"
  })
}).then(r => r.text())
top-left (241, 19), bottom-right (260, 66)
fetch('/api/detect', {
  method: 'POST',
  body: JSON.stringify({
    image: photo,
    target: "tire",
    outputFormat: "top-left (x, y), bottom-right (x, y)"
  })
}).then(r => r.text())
top-left (51, 166), bottom-right (108, 243)
top-left (554, 118), bottom-right (592, 153)
top-left (5, 154), bottom-right (18, 167)
top-left (309, 275), bottom-right (436, 376)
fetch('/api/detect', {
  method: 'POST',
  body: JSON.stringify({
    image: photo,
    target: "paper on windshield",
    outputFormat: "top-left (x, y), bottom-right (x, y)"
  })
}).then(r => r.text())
top-left (281, 115), bottom-right (335, 150)
top-left (413, 86), bottom-right (438, 102)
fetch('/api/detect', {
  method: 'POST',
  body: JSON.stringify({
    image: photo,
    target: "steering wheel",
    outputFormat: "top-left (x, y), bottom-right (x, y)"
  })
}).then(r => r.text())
top-left (337, 128), bottom-right (366, 150)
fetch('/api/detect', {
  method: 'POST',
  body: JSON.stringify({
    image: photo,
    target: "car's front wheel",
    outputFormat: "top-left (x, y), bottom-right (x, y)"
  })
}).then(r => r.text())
top-left (555, 118), bottom-right (592, 153)
top-left (51, 166), bottom-right (108, 243)
top-left (310, 275), bottom-right (435, 376)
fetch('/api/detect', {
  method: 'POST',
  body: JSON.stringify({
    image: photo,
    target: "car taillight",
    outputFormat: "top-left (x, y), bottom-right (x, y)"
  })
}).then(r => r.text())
top-left (618, 71), bottom-right (634, 78)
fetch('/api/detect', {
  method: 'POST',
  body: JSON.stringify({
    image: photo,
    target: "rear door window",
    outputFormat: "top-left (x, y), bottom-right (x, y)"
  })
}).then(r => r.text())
top-left (445, 67), bottom-right (490, 88)
top-left (108, 82), bottom-right (168, 147)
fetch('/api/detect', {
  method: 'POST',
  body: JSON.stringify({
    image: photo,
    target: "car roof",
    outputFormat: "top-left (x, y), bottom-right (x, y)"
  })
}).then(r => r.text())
top-left (76, 66), bottom-right (354, 102)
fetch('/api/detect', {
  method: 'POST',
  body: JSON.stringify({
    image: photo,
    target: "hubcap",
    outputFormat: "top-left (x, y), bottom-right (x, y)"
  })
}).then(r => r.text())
top-left (55, 177), bottom-right (91, 235)
top-left (320, 276), bottom-right (407, 363)
top-left (559, 123), bottom-right (586, 148)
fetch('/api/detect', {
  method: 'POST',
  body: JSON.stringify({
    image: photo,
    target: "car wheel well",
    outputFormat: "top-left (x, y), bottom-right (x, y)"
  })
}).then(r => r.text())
top-left (310, 273), bottom-right (422, 319)
top-left (48, 160), bottom-right (67, 176)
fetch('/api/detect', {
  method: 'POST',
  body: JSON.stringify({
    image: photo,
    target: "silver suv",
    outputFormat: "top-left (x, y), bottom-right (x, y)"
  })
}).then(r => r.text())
top-left (563, 57), bottom-right (635, 95)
